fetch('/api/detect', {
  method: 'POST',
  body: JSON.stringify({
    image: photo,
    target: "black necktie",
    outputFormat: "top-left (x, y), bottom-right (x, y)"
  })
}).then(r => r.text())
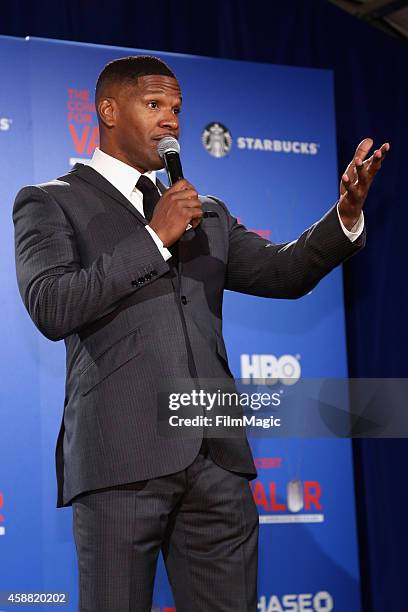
top-left (136, 175), bottom-right (179, 269)
top-left (136, 175), bottom-right (160, 222)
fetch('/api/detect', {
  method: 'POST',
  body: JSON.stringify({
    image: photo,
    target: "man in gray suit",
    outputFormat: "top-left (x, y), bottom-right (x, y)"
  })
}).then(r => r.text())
top-left (13, 56), bottom-right (389, 611)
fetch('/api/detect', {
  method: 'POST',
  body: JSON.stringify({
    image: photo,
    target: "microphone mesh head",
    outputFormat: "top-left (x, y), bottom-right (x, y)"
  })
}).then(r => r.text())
top-left (157, 136), bottom-right (180, 159)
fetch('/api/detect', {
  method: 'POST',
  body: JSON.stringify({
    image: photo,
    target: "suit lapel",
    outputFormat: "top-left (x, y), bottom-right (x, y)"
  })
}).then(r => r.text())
top-left (69, 163), bottom-right (148, 226)
top-left (156, 176), bottom-right (168, 196)
top-left (70, 165), bottom-right (185, 287)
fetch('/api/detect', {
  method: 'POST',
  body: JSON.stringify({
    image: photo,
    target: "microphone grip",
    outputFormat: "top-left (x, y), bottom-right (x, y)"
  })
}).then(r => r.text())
top-left (164, 151), bottom-right (184, 186)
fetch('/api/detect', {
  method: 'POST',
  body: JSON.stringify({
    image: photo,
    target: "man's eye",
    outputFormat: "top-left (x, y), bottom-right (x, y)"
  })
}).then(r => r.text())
top-left (148, 101), bottom-right (158, 109)
top-left (173, 108), bottom-right (181, 115)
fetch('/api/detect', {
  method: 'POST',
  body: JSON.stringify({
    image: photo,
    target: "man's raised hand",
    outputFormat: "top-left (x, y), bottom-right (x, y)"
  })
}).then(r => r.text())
top-left (338, 138), bottom-right (390, 230)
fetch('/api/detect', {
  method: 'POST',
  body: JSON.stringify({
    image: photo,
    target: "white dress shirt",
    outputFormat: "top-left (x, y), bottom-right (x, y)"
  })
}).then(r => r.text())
top-left (336, 201), bottom-right (364, 240)
top-left (88, 148), bottom-right (364, 264)
top-left (88, 147), bottom-right (172, 261)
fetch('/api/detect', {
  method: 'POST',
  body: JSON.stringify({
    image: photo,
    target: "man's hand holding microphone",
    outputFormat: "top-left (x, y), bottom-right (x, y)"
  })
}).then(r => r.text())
top-left (149, 136), bottom-right (203, 247)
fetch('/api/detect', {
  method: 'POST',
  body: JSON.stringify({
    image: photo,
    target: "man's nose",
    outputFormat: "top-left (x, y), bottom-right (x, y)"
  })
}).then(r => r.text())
top-left (159, 111), bottom-right (179, 131)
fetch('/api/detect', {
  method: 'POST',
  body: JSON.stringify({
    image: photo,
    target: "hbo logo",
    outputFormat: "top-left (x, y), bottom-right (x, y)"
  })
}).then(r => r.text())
top-left (241, 354), bottom-right (301, 385)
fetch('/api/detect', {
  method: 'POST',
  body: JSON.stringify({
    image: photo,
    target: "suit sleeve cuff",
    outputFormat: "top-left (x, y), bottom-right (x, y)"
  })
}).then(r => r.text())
top-left (145, 225), bottom-right (172, 261)
top-left (336, 204), bottom-right (365, 242)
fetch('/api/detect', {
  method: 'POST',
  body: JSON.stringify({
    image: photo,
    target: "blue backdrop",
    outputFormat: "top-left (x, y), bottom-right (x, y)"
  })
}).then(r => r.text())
top-left (1, 35), bottom-right (361, 611)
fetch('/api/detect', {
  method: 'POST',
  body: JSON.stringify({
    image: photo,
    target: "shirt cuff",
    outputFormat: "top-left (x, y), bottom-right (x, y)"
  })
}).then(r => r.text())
top-left (336, 204), bottom-right (365, 242)
top-left (145, 225), bottom-right (172, 261)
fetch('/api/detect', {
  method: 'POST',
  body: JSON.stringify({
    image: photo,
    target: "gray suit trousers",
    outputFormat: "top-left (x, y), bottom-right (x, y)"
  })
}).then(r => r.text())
top-left (72, 442), bottom-right (259, 611)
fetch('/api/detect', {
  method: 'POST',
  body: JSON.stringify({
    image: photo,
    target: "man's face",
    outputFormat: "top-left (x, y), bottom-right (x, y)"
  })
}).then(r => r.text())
top-left (99, 74), bottom-right (182, 173)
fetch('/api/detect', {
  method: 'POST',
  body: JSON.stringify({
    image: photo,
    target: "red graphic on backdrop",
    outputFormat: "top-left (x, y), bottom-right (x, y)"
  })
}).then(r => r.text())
top-left (68, 124), bottom-right (99, 156)
top-left (251, 480), bottom-right (322, 512)
top-left (67, 88), bottom-right (99, 157)
top-left (237, 217), bottom-right (271, 240)
top-left (254, 457), bottom-right (283, 469)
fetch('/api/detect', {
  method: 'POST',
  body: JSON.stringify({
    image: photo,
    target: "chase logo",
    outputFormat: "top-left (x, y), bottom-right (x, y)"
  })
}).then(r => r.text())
top-left (202, 122), bottom-right (232, 158)
top-left (0, 117), bottom-right (12, 131)
top-left (258, 591), bottom-right (334, 612)
top-left (241, 354), bottom-right (301, 385)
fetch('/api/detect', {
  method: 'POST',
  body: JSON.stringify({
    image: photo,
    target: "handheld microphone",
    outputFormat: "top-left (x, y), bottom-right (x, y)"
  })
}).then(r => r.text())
top-left (157, 136), bottom-right (184, 186)
top-left (157, 136), bottom-right (192, 232)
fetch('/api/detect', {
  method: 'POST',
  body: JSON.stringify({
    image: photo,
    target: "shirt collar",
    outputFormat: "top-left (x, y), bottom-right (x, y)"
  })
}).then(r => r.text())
top-left (88, 147), bottom-right (156, 200)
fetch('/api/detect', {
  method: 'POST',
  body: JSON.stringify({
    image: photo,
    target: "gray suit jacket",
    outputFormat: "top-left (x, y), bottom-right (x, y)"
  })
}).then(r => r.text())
top-left (13, 163), bottom-right (365, 507)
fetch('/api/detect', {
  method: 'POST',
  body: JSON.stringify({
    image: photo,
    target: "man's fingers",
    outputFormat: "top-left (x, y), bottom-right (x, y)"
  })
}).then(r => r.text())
top-left (175, 198), bottom-right (203, 219)
top-left (367, 143), bottom-right (390, 175)
top-left (374, 142), bottom-right (390, 162)
top-left (176, 195), bottom-right (201, 208)
top-left (342, 183), bottom-right (359, 206)
top-left (169, 188), bottom-right (198, 202)
top-left (354, 138), bottom-right (373, 162)
top-left (341, 172), bottom-right (358, 200)
top-left (351, 142), bottom-right (390, 186)
top-left (189, 203), bottom-right (203, 219)
top-left (355, 156), bottom-right (369, 186)
top-left (189, 208), bottom-right (204, 219)
top-left (342, 163), bottom-right (356, 187)
top-left (341, 172), bottom-right (352, 189)
top-left (368, 150), bottom-right (382, 172)
top-left (346, 138), bottom-right (372, 187)
top-left (342, 136), bottom-right (376, 184)
top-left (347, 154), bottom-right (372, 191)
top-left (167, 179), bottom-right (196, 193)
top-left (340, 140), bottom-right (390, 214)
top-left (345, 159), bottom-right (357, 179)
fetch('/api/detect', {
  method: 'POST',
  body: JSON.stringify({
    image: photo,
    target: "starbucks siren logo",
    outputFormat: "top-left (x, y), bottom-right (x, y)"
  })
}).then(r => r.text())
top-left (202, 122), bottom-right (232, 158)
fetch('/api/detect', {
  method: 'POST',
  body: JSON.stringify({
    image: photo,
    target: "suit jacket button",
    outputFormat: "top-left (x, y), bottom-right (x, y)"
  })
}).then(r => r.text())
top-left (181, 296), bottom-right (188, 305)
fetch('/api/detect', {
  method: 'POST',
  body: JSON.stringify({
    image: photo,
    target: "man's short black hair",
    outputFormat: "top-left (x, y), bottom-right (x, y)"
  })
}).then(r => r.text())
top-left (95, 55), bottom-right (177, 101)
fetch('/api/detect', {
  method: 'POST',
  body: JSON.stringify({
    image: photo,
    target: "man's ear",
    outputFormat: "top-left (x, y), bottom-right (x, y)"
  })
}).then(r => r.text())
top-left (98, 97), bottom-right (117, 128)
